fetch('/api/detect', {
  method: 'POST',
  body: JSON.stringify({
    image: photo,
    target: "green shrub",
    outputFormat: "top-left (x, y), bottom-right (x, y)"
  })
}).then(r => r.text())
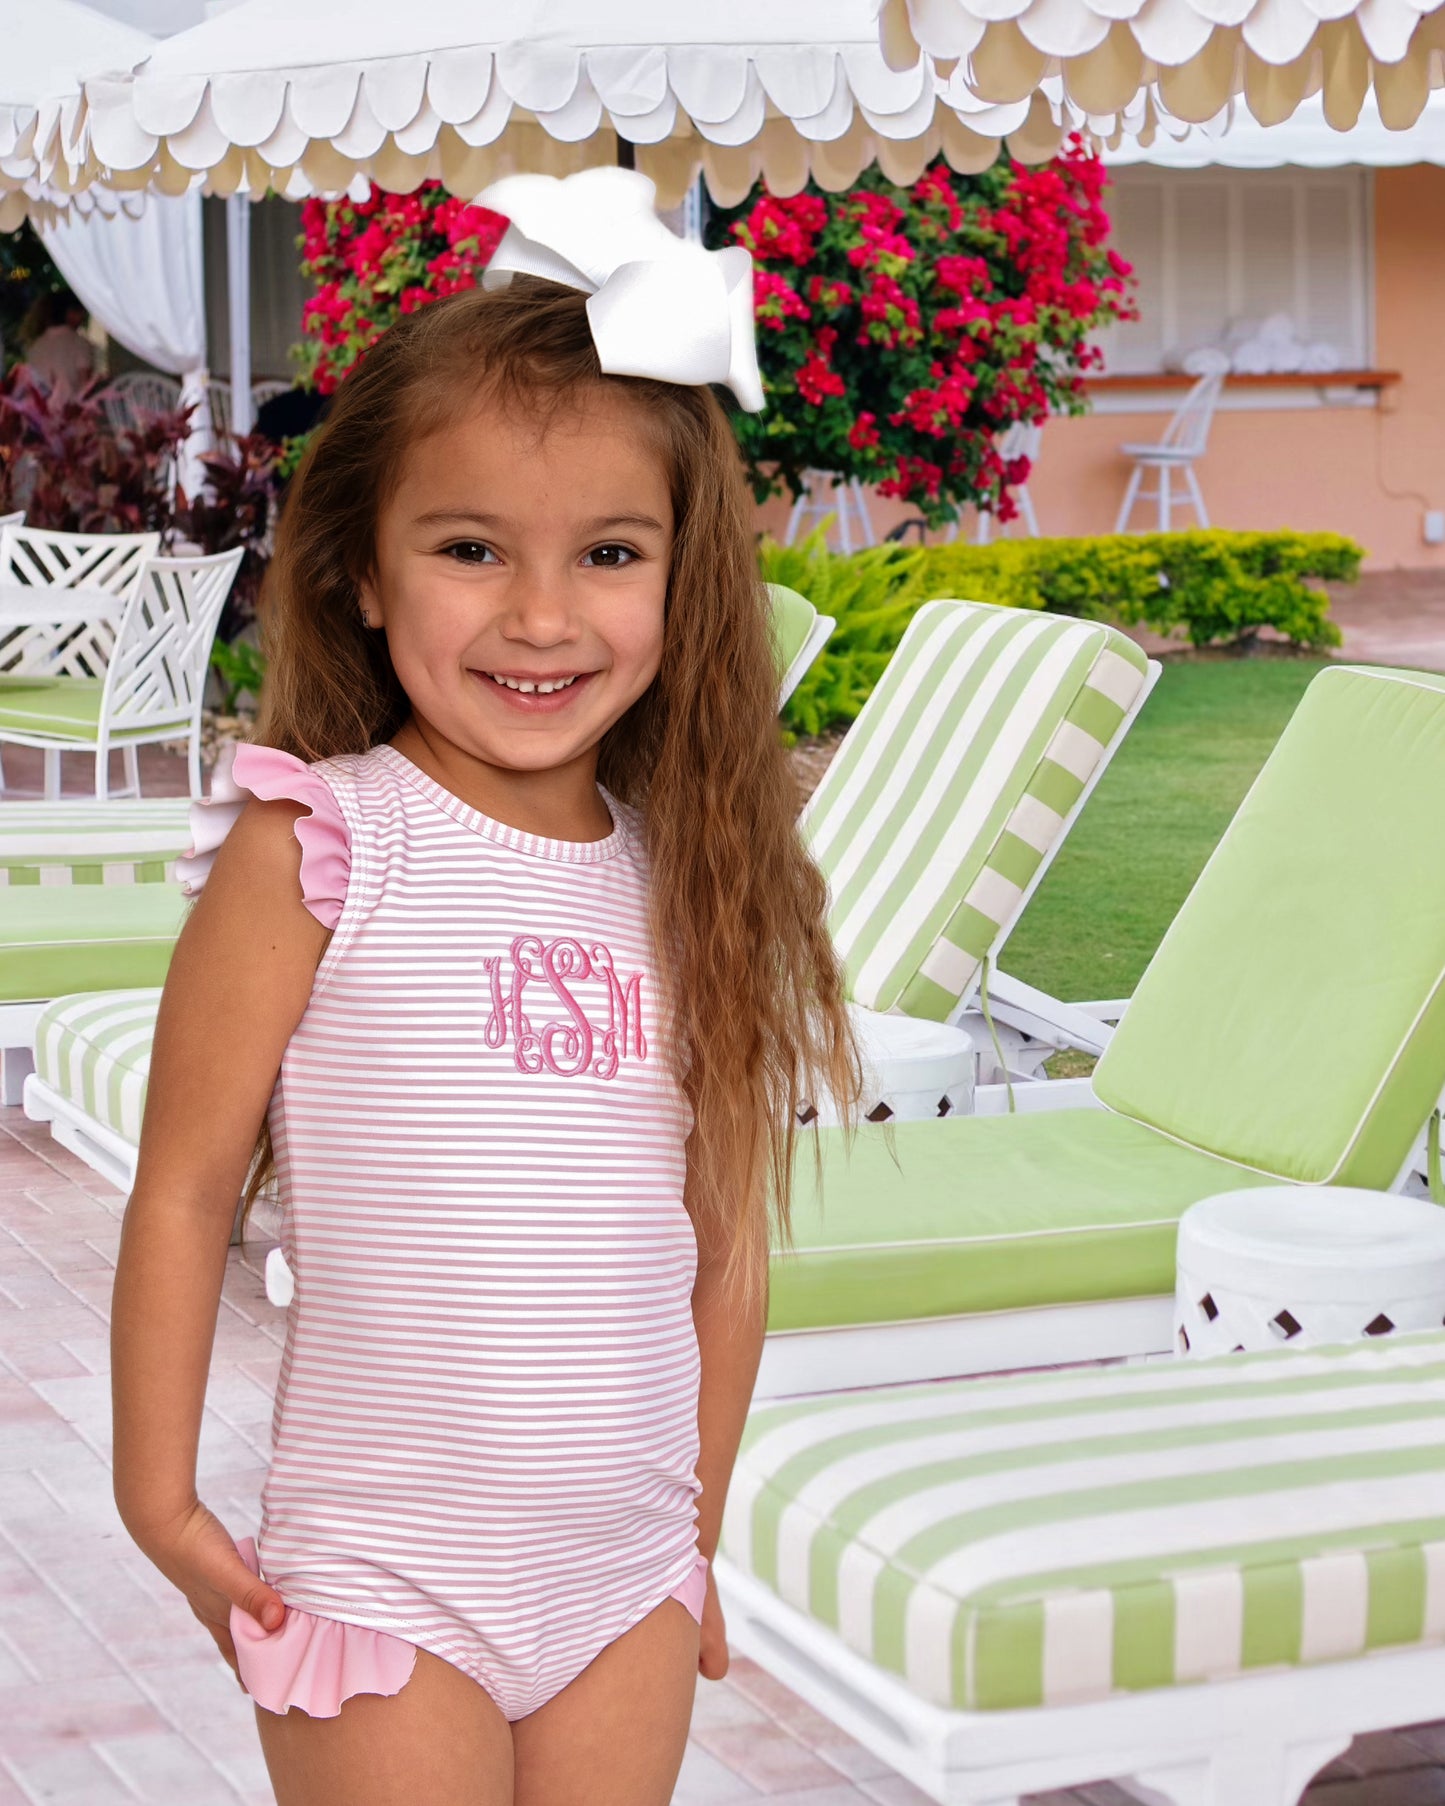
top-left (763, 527), bottom-right (1360, 736)
top-left (210, 636), bottom-right (267, 714)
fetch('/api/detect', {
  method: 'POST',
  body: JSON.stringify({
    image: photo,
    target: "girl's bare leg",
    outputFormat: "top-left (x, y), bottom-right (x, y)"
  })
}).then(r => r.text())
top-left (254, 1647), bottom-right (515, 1806)
top-left (511, 1597), bottom-right (700, 1806)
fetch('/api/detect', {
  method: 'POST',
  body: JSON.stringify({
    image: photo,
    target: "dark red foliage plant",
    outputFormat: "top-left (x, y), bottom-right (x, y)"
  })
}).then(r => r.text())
top-left (0, 367), bottom-right (191, 537)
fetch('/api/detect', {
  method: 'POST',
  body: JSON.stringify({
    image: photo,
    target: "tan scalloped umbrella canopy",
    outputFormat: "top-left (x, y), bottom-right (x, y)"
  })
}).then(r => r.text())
top-left (878, 0), bottom-right (1445, 128)
top-left (70, 0), bottom-right (1075, 210)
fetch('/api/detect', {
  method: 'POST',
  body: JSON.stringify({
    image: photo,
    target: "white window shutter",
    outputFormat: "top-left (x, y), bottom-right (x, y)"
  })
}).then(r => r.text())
top-left (1098, 168), bottom-right (1371, 375)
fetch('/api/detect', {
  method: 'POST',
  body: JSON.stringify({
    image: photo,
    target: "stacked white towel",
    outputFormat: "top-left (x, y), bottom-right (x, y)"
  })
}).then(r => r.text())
top-left (1172, 315), bottom-right (1341, 377)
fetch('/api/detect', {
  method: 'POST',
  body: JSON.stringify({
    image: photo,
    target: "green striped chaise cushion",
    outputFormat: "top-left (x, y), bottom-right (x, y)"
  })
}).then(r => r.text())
top-left (33, 989), bottom-right (160, 1144)
top-left (0, 799), bottom-right (191, 885)
top-left (802, 601), bottom-right (1148, 1018)
top-left (722, 1331), bottom-right (1445, 1713)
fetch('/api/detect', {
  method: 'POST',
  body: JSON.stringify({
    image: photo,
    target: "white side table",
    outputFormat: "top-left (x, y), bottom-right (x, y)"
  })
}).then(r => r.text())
top-left (1175, 1186), bottom-right (1445, 1357)
top-left (804, 1004), bottom-right (974, 1126)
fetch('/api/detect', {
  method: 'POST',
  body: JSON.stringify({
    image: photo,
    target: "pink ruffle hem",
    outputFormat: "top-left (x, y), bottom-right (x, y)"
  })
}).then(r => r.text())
top-left (176, 742), bottom-right (350, 930)
top-left (231, 1539), bottom-right (710, 1719)
top-left (232, 1536), bottom-right (418, 1718)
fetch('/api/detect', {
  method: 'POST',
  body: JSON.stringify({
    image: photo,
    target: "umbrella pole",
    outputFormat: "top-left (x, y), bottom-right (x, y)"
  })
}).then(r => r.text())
top-left (225, 194), bottom-right (253, 438)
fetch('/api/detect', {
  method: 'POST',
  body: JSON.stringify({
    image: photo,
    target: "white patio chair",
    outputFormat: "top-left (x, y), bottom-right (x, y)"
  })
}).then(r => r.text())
top-left (99, 370), bottom-right (183, 433)
top-left (0, 511), bottom-right (23, 530)
top-left (251, 379), bottom-right (291, 414)
top-left (784, 471), bottom-right (877, 553)
top-left (0, 548), bottom-right (243, 799)
top-left (1115, 371), bottom-right (1224, 533)
top-left (972, 420), bottom-right (1041, 544)
top-left (208, 377), bottom-right (233, 443)
top-left (0, 525), bottom-right (161, 697)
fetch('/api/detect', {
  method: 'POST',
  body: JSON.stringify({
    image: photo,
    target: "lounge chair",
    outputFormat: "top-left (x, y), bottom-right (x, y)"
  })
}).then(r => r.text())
top-left (764, 663), bottom-right (1445, 1397)
top-left (0, 798), bottom-right (192, 885)
top-left (0, 886), bottom-right (185, 1105)
top-left (768, 580), bottom-right (836, 707)
top-left (0, 796), bottom-right (196, 1102)
top-left (803, 599), bottom-right (1160, 1092)
top-left (716, 1327), bottom-right (1445, 1806)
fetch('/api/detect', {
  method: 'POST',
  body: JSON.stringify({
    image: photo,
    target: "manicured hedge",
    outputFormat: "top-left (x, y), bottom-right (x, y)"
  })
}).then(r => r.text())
top-left (762, 528), bottom-right (1361, 736)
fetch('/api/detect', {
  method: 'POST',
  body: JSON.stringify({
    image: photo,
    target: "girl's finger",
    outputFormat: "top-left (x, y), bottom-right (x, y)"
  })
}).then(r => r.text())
top-left (206, 1540), bottom-right (286, 1631)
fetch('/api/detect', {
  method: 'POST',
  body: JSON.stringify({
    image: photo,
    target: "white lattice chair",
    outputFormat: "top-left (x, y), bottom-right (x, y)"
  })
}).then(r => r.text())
top-left (1115, 371), bottom-right (1224, 533)
top-left (99, 370), bottom-right (183, 433)
top-left (0, 548), bottom-right (243, 799)
top-left (0, 528), bottom-right (163, 795)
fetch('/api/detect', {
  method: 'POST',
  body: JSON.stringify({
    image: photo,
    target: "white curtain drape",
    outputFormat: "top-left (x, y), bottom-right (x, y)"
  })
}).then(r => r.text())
top-left (39, 188), bottom-right (212, 495)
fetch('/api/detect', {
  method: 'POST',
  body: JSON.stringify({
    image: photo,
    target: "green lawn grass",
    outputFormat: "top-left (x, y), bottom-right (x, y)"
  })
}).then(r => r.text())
top-left (1000, 657), bottom-right (1330, 1003)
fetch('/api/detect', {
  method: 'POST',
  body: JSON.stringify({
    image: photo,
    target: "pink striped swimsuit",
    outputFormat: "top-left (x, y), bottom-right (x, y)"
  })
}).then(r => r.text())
top-left (185, 741), bottom-right (707, 1721)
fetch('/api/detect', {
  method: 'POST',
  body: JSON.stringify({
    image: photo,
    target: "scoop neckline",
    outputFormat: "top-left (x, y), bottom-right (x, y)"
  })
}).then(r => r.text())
top-left (373, 743), bottom-right (632, 864)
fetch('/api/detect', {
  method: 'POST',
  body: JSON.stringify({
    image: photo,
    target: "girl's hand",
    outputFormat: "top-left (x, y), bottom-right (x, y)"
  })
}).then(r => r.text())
top-left (698, 1563), bottom-right (729, 1681)
top-left (133, 1500), bottom-right (285, 1685)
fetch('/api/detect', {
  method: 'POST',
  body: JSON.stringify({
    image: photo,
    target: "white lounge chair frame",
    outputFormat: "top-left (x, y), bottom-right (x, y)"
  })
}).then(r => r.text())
top-left (23, 1069), bottom-right (138, 1187)
top-left (715, 1559), bottom-right (1443, 1806)
top-left (0, 547), bottom-right (243, 800)
top-left (778, 609), bottom-right (836, 708)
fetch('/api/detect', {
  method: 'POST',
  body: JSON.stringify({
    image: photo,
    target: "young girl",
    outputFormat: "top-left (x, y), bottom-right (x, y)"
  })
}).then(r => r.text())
top-left (109, 175), bottom-right (859, 1806)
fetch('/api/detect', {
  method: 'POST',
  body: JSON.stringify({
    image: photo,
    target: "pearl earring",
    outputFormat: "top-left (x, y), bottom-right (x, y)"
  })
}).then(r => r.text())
top-left (361, 609), bottom-right (372, 627)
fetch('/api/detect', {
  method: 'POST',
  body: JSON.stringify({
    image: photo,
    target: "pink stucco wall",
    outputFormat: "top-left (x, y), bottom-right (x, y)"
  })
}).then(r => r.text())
top-left (757, 166), bottom-right (1445, 571)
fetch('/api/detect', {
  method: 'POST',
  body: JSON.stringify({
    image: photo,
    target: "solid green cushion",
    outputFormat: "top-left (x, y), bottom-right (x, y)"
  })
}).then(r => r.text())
top-left (767, 583), bottom-right (817, 680)
top-left (725, 1331), bottom-right (1445, 1712)
top-left (0, 677), bottom-right (179, 741)
top-left (1095, 666), bottom-right (1445, 1187)
top-left (771, 1110), bottom-right (1274, 1331)
top-left (0, 882), bottom-right (185, 1000)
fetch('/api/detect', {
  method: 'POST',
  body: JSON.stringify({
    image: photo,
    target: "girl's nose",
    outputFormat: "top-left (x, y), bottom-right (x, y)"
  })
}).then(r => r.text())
top-left (499, 574), bottom-right (578, 646)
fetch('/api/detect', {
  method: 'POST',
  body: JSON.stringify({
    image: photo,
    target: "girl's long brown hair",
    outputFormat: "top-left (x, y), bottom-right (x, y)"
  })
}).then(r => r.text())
top-left (246, 276), bottom-right (860, 1320)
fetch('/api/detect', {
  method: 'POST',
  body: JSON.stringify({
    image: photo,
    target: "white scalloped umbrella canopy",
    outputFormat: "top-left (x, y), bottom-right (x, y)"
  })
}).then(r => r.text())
top-left (879, 0), bottom-right (1445, 128)
top-left (76, 0), bottom-right (1063, 209)
top-left (0, 0), bottom-right (156, 221)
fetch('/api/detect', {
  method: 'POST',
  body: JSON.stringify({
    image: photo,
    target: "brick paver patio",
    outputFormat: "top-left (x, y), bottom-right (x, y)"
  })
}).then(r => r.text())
top-left (5, 577), bottom-right (1445, 1806)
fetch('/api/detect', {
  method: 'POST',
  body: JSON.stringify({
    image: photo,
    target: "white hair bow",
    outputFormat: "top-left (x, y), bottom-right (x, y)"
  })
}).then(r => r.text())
top-left (475, 168), bottom-right (764, 414)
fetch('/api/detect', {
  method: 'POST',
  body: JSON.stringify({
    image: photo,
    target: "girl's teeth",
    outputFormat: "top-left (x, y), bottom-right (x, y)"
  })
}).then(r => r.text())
top-left (490, 674), bottom-right (578, 694)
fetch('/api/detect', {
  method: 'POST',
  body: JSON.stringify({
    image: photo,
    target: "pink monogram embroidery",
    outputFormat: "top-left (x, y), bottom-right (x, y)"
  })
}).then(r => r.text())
top-left (482, 935), bottom-right (648, 1080)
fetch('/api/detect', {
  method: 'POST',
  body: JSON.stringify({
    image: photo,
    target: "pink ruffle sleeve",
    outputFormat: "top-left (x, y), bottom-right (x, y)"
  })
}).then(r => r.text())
top-left (231, 1536), bottom-right (418, 1718)
top-left (175, 742), bottom-right (350, 930)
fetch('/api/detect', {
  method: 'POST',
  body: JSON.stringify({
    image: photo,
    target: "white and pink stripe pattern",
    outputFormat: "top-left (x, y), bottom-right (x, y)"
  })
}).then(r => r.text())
top-left (232, 743), bottom-right (705, 1721)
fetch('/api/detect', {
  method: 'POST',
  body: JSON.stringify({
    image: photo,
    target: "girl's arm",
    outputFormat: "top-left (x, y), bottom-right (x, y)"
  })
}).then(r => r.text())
top-left (110, 797), bottom-right (330, 1674)
top-left (691, 1222), bottom-right (768, 1680)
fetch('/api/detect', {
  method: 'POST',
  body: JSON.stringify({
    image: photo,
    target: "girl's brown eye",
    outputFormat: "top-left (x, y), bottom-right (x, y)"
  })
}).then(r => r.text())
top-left (446, 541), bottom-right (496, 565)
top-left (584, 544), bottom-right (636, 569)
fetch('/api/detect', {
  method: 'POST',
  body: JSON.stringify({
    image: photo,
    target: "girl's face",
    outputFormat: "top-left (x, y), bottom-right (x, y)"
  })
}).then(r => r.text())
top-left (362, 387), bottom-right (672, 795)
